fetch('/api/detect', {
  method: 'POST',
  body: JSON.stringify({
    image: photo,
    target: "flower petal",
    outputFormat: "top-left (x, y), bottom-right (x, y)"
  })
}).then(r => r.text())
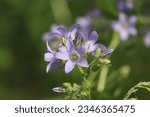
top-left (128, 27), bottom-right (137, 36)
top-left (129, 16), bottom-right (137, 25)
top-left (44, 53), bottom-right (54, 61)
top-left (46, 41), bottom-right (54, 53)
top-left (89, 31), bottom-right (98, 43)
top-left (80, 30), bottom-right (89, 41)
top-left (65, 60), bottom-right (75, 73)
top-left (55, 46), bottom-right (69, 60)
top-left (98, 44), bottom-right (107, 52)
top-left (76, 46), bottom-right (85, 55)
top-left (88, 43), bottom-right (100, 53)
top-left (70, 24), bottom-right (80, 33)
top-left (69, 24), bottom-right (80, 40)
top-left (57, 26), bottom-right (68, 38)
top-left (120, 29), bottom-right (129, 41)
top-left (111, 22), bottom-right (122, 32)
top-left (46, 60), bottom-right (61, 73)
top-left (77, 58), bottom-right (89, 68)
top-left (66, 39), bottom-right (74, 53)
top-left (119, 12), bottom-right (127, 22)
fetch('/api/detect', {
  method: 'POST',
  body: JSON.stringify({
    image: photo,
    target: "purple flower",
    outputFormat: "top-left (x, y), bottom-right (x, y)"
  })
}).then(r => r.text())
top-left (81, 31), bottom-right (100, 53)
top-left (111, 12), bottom-right (137, 41)
top-left (117, 0), bottom-right (134, 12)
top-left (56, 24), bottom-right (80, 41)
top-left (56, 39), bottom-right (89, 73)
top-left (86, 8), bottom-right (101, 19)
top-left (144, 31), bottom-right (150, 48)
top-left (44, 41), bottom-right (62, 73)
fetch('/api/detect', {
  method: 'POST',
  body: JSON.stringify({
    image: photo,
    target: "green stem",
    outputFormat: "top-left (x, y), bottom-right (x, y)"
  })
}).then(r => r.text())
top-left (78, 66), bottom-right (91, 100)
top-left (108, 31), bottom-right (120, 49)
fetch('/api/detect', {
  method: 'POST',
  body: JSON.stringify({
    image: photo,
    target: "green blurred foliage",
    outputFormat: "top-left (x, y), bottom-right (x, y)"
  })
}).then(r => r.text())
top-left (0, 0), bottom-right (149, 99)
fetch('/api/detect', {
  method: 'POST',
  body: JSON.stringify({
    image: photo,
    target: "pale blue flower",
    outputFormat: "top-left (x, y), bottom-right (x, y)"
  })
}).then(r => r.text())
top-left (111, 12), bottom-right (137, 41)
top-left (117, 0), bottom-right (134, 12)
top-left (56, 39), bottom-right (89, 73)
top-left (86, 8), bottom-right (101, 19)
top-left (81, 31), bottom-right (100, 53)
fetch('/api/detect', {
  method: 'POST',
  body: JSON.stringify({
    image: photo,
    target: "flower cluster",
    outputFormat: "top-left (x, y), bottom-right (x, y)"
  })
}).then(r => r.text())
top-left (44, 24), bottom-right (113, 73)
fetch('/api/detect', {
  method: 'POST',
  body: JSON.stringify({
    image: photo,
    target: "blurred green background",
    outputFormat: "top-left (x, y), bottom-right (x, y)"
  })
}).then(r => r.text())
top-left (0, 0), bottom-right (150, 99)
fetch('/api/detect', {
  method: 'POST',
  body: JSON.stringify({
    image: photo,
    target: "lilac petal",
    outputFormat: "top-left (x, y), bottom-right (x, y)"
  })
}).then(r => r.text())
top-left (69, 24), bottom-right (80, 40)
top-left (88, 43), bottom-right (100, 53)
top-left (119, 12), bottom-right (126, 22)
top-left (98, 44), bottom-right (107, 52)
top-left (55, 46), bottom-right (69, 60)
top-left (57, 26), bottom-right (68, 38)
top-left (48, 32), bottom-right (61, 38)
top-left (66, 39), bottom-right (74, 53)
top-left (77, 58), bottom-right (89, 68)
top-left (127, 2), bottom-right (134, 9)
top-left (89, 31), bottom-right (98, 43)
top-left (120, 29), bottom-right (129, 41)
top-left (46, 41), bottom-right (54, 53)
top-left (50, 24), bottom-right (59, 32)
top-left (111, 22), bottom-right (122, 32)
top-left (46, 60), bottom-right (61, 73)
top-left (44, 53), bottom-right (54, 61)
top-left (86, 8), bottom-right (101, 19)
top-left (65, 60), bottom-right (75, 73)
top-left (76, 46), bottom-right (85, 55)
top-left (129, 16), bottom-right (137, 25)
top-left (80, 30), bottom-right (89, 41)
top-left (128, 27), bottom-right (137, 36)
top-left (70, 24), bottom-right (80, 32)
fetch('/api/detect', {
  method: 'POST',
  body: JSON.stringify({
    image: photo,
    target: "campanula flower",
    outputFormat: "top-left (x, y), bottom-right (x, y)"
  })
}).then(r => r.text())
top-left (117, 0), bottom-right (134, 12)
top-left (81, 31), bottom-right (100, 53)
top-left (56, 39), bottom-right (89, 73)
top-left (111, 12), bottom-right (137, 41)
